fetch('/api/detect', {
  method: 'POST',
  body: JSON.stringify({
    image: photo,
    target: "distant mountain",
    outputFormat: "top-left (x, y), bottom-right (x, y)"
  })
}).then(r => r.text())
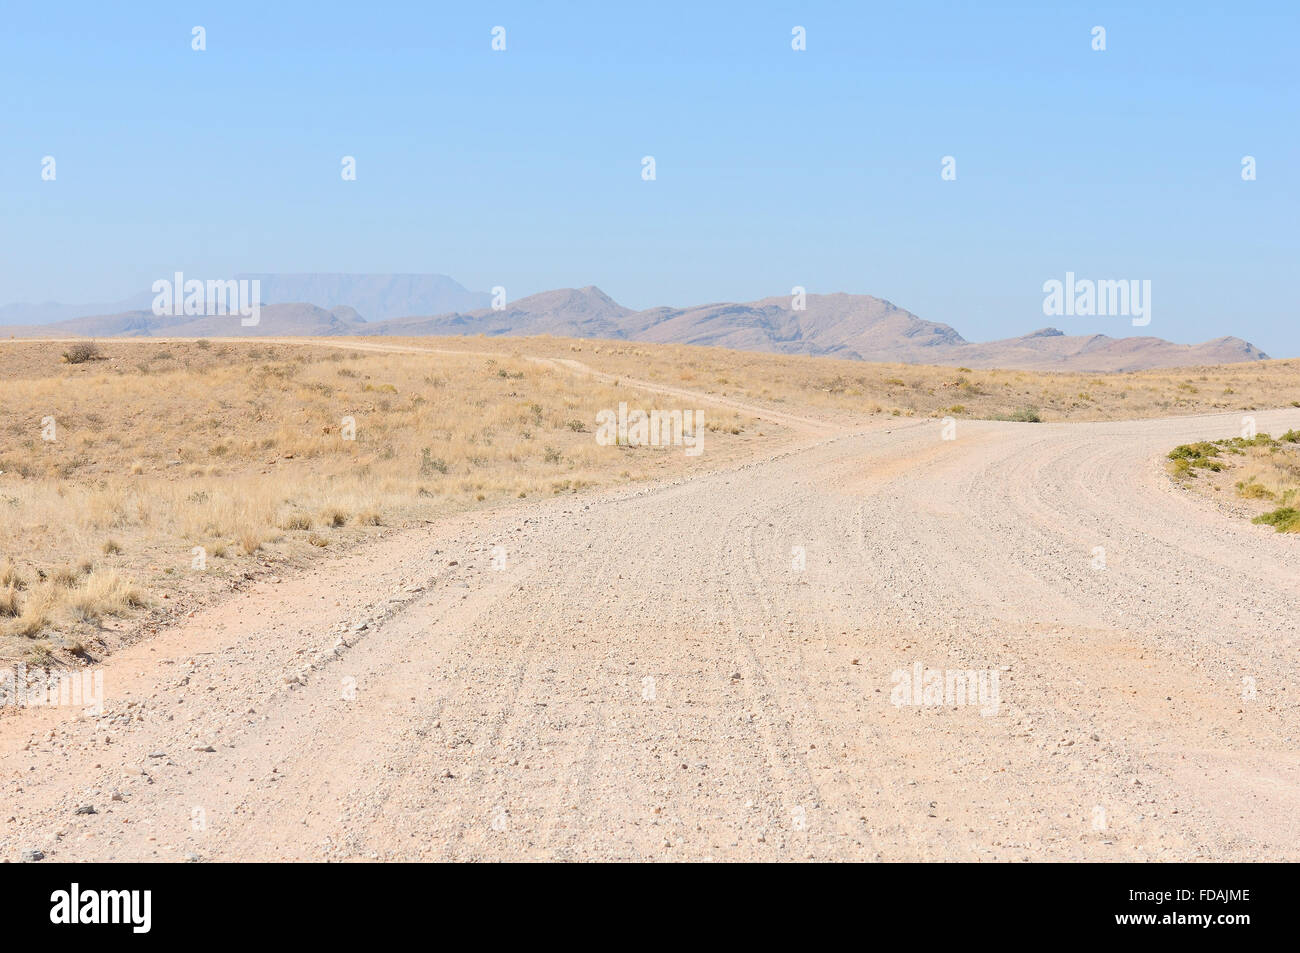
top-left (0, 297), bottom-right (149, 326)
top-left (0, 281), bottom-right (1271, 371)
top-left (370, 286), bottom-right (631, 338)
top-left (0, 304), bottom-right (366, 339)
top-left (240, 273), bottom-right (489, 321)
top-left (615, 293), bottom-right (965, 360)
top-left (0, 273), bottom-right (487, 327)
top-left (945, 327), bottom-right (1269, 372)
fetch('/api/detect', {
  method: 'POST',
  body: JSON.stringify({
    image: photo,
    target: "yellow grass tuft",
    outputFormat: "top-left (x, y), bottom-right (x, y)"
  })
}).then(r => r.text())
top-left (67, 569), bottom-right (147, 622)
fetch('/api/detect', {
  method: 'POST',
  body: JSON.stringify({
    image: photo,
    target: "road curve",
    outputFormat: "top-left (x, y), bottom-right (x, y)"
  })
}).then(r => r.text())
top-left (1, 405), bottom-right (1297, 861)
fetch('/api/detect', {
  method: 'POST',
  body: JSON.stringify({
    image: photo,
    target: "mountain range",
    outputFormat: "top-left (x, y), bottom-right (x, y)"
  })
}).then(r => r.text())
top-left (0, 276), bottom-right (1269, 372)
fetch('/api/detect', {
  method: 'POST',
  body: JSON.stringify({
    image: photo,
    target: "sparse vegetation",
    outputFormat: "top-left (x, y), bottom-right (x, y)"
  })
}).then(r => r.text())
top-left (4, 333), bottom-right (1296, 659)
top-left (61, 341), bottom-right (103, 364)
top-left (995, 406), bottom-right (1042, 423)
top-left (0, 337), bottom-right (767, 658)
top-left (1253, 508), bottom-right (1300, 533)
top-left (419, 449), bottom-right (450, 475)
top-left (1168, 432), bottom-right (1300, 531)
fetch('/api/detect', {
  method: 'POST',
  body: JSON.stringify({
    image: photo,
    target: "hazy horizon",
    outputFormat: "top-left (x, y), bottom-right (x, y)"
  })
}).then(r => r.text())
top-left (3, 2), bottom-right (1296, 355)
top-left (0, 273), bottom-right (1279, 357)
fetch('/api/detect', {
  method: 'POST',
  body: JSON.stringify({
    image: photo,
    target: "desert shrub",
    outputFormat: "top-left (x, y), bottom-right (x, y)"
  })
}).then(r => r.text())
top-left (997, 406), bottom-right (1042, 423)
top-left (26, 643), bottom-right (55, 666)
top-left (1237, 481), bottom-right (1274, 500)
top-left (1252, 507), bottom-right (1300, 533)
top-left (49, 565), bottom-right (79, 587)
top-left (0, 560), bottom-right (26, 591)
top-left (420, 449), bottom-right (449, 475)
top-left (62, 341), bottom-right (102, 364)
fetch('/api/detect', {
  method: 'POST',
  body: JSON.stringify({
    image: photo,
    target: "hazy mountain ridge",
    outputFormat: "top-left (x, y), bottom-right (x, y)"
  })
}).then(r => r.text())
top-left (0, 274), bottom-right (486, 327)
top-left (241, 273), bottom-right (490, 320)
top-left (0, 281), bottom-right (1270, 371)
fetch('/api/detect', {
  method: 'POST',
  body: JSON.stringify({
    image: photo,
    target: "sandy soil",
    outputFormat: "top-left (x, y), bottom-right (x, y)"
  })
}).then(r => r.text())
top-left (1, 357), bottom-right (1296, 862)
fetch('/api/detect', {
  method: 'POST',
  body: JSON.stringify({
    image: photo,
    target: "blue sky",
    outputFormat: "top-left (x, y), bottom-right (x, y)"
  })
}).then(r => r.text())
top-left (2, 1), bottom-right (1296, 354)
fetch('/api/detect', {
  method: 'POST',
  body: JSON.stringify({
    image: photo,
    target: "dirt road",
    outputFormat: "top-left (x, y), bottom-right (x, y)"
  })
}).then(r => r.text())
top-left (2, 384), bottom-right (1297, 861)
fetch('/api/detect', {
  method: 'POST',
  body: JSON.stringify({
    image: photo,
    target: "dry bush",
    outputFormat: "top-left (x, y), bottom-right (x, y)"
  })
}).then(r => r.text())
top-left (61, 341), bottom-right (103, 364)
top-left (280, 513), bottom-right (313, 531)
top-left (10, 583), bottom-right (57, 637)
top-left (0, 560), bottom-right (26, 591)
top-left (50, 565), bottom-right (80, 587)
top-left (322, 507), bottom-right (349, 527)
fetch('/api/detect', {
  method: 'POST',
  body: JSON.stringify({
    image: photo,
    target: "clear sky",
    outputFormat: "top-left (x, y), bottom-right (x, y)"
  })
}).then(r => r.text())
top-left (2, 2), bottom-right (1296, 354)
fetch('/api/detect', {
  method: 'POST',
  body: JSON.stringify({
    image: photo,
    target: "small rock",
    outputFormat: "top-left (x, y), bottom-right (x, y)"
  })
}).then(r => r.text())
top-left (21, 849), bottom-right (44, 862)
top-left (74, 805), bottom-right (97, 815)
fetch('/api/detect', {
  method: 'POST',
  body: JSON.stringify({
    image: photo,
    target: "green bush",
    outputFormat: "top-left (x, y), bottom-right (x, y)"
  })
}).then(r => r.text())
top-left (1252, 507), bottom-right (1300, 533)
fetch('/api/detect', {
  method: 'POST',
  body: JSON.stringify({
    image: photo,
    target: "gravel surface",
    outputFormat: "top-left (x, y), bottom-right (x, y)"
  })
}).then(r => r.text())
top-left (2, 398), bottom-right (1297, 862)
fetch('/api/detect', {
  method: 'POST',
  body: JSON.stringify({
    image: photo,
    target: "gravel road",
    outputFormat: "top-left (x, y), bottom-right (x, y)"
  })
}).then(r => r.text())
top-left (3, 392), bottom-right (1297, 862)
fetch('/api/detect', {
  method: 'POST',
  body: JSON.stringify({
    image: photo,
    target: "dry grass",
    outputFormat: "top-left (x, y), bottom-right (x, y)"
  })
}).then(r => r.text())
top-left (0, 339), bottom-right (766, 660)
top-left (3, 334), bottom-right (1297, 662)
top-left (370, 335), bottom-right (1300, 423)
top-left (66, 569), bottom-right (147, 622)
